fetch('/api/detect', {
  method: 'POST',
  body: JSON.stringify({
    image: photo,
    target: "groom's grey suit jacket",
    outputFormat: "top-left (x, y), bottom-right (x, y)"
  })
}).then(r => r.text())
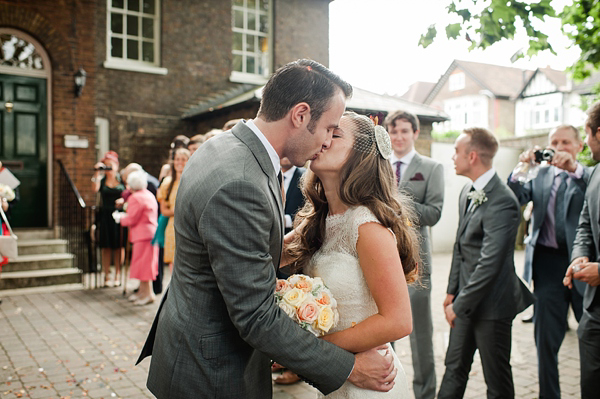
top-left (448, 173), bottom-right (534, 320)
top-left (137, 122), bottom-right (354, 398)
top-left (571, 165), bottom-right (600, 320)
top-left (398, 152), bottom-right (444, 275)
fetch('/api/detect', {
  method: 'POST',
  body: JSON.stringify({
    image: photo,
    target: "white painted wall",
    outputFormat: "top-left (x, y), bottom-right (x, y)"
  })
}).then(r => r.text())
top-left (429, 141), bottom-right (521, 253)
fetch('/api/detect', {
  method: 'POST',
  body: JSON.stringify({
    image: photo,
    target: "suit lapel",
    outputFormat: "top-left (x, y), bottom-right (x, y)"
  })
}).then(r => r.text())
top-left (540, 166), bottom-right (555, 212)
top-left (457, 173), bottom-right (500, 238)
top-left (401, 153), bottom-right (422, 183)
top-left (232, 123), bottom-right (285, 246)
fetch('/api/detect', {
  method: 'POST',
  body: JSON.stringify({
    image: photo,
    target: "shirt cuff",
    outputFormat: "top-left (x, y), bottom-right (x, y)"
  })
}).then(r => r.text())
top-left (285, 214), bottom-right (293, 228)
top-left (569, 163), bottom-right (584, 179)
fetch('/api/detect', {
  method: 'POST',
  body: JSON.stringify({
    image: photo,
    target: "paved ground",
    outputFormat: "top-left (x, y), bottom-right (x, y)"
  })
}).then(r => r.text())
top-left (0, 251), bottom-right (581, 398)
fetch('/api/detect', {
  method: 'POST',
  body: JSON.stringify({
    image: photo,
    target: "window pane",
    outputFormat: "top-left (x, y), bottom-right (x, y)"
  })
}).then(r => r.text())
top-left (248, 0), bottom-right (256, 9)
top-left (142, 18), bottom-right (154, 38)
top-left (260, 0), bottom-right (269, 11)
top-left (233, 54), bottom-right (243, 72)
top-left (248, 12), bottom-right (256, 31)
top-left (128, 0), bottom-right (140, 11)
top-left (112, 0), bottom-right (124, 8)
top-left (142, 0), bottom-right (155, 14)
top-left (259, 37), bottom-right (268, 53)
top-left (111, 37), bottom-right (123, 57)
top-left (234, 10), bottom-right (244, 29)
top-left (127, 15), bottom-right (139, 36)
top-left (246, 56), bottom-right (255, 74)
top-left (259, 15), bottom-right (268, 33)
top-left (111, 13), bottom-right (123, 33)
top-left (233, 33), bottom-right (243, 51)
top-left (142, 41), bottom-right (154, 62)
top-left (234, 0), bottom-right (243, 5)
top-left (127, 39), bottom-right (139, 59)
top-left (246, 35), bottom-right (255, 52)
top-left (16, 113), bottom-right (37, 156)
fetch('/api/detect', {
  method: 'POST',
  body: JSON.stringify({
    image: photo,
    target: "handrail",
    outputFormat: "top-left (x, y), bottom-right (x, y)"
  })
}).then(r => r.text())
top-left (57, 160), bottom-right (100, 288)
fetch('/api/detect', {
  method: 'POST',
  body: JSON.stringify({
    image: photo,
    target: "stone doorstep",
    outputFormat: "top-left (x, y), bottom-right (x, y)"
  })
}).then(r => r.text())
top-left (18, 239), bottom-right (69, 256)
top-left (12, 229), bottom-right (54, 241)
top-left (0, 267), bottom-right (82, 290)
top-left (0, 283), bottom-right (84, 297)
top-left (2, 253), bottom-right (75, 272)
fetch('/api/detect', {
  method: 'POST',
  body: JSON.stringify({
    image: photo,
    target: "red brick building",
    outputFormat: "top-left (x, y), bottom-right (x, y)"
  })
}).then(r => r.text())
top-left (0, 0), bottom-right (332, 228)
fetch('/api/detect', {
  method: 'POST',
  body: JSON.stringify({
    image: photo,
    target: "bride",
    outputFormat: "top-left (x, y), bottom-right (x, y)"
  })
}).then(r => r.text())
top-left (283, 111), bottom-right (420, 398)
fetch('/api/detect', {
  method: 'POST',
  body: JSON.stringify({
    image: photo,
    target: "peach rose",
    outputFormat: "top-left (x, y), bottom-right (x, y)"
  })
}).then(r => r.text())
top-left (275, 279), bottom-right (289, 293)
top-left (295, 279), bottom-right (313, 293)
top-left (297, 300), bottom-right (319, 324)
top-left (315, 291), bottom-right (331, 306)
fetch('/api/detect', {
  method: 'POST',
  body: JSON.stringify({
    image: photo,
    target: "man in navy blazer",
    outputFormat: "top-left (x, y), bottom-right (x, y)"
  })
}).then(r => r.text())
top-left (508, 125), bottom-right (589, 399)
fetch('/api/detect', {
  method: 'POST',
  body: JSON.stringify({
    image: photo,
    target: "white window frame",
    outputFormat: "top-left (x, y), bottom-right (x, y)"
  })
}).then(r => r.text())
top-left (104, 0), bottom-right (167, 75)
top-left (449, 72), bottom-right (465, 91)
top-left (230, 0), bottom-right (272, 85)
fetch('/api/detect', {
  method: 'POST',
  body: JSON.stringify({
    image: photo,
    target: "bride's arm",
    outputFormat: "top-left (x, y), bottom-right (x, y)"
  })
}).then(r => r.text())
top-left (321, 222), bottom-right (412, 353)
top-left (279, 230), bottom-right (296, 268)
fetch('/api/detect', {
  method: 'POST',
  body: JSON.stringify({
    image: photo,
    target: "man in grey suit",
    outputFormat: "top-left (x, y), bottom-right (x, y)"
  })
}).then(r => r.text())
top-left (564, 101), bottom-right (600, 399)
top-left (438, 128), bottom-right (534, 399)
top-left (384, 110), bottom-right (444, 399)
top-left (508, 125), bottom-right (588, 399)
top-left (136, 59), bottom-right (397, 398)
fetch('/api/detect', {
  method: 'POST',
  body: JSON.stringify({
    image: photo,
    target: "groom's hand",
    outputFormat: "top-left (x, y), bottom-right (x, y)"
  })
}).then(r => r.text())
top-left (348, 345), bottom-right (396, 392)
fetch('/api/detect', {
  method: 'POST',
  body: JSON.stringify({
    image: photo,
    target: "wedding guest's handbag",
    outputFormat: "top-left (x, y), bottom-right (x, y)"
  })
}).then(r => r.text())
top-left (0, 206), bottom-right (18, 259)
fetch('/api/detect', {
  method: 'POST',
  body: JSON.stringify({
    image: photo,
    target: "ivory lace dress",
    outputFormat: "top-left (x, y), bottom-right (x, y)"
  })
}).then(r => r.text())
top-left (305, 206), bottom-right (410, 399)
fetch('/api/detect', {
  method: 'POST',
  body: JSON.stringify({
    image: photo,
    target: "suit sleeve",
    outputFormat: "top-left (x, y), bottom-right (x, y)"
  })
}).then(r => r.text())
top-left (507, 173), bottom-right (533, 206)
top-left (571, 197), bottom-right (596, 261)
top-left (452, 195), bottom-right (520, 318)
top-left (200, 180), bottom-right (354, 394)
top-left (413, 162), bottom-right (444, 227)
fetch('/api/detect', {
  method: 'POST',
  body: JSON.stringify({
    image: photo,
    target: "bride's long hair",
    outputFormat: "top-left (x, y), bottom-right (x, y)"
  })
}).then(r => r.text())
top-left (285, 112), bottom-right (421, 283)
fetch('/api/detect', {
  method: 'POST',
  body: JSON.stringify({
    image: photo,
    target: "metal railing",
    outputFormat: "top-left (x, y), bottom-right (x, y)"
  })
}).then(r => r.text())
top-left (57, 160), bottom-right (100, 288)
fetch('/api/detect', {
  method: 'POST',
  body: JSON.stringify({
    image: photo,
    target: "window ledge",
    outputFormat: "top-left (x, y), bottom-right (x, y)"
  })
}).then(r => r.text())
top-left (230, 71), bottom-right (268, 85)
top-left (103, 60), bottom-right (168, 75)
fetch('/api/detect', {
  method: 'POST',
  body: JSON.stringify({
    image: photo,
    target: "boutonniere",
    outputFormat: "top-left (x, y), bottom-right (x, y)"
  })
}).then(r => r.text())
top-left (410, 173), bottom-right (425, 181)
top-left (467, 189), bottom-right (488, 208)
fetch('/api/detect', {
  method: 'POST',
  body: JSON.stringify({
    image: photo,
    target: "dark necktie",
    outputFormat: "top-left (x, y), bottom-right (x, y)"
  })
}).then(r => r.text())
top-left (395, 161), bottom-right (402, 183)
top-left (554, 172), bottom-right (568, 248)
top-left (465, 186), bottom-right (475, 215)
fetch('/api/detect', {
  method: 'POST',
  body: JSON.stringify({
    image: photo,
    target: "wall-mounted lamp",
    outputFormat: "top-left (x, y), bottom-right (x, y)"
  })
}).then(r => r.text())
top-left (74, 68), bottom-right (87, 97)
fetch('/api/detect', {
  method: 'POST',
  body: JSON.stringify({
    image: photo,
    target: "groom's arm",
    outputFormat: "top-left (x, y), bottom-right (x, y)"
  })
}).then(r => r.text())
top-left (201, 180), bottom-right (359, 394)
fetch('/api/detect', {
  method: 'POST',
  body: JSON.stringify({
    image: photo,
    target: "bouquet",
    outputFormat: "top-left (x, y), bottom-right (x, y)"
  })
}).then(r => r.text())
top-left (0, 184), bottom-right (15, 202)
top-left (275, 274), bottom-right (339, 336)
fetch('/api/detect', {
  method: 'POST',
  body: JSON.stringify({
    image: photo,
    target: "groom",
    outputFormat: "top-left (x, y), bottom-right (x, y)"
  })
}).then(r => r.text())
top-left (438, 128), bottom-right (534, 398)
top-left (136, 59), bottom-right (396, 398)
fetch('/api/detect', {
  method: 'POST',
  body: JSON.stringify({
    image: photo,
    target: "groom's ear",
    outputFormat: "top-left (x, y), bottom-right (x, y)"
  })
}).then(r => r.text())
top-left (290, 102), bottom-right (311, 128)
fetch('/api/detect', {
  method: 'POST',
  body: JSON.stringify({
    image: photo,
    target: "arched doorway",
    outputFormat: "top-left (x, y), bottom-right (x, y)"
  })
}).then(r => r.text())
top-left (0, 28), bottom-right (52, 228)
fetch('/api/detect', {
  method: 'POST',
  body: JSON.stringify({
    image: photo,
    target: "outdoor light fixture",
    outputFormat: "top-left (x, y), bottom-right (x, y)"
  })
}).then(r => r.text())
top-left (74, 68), bottom-right (87, 97)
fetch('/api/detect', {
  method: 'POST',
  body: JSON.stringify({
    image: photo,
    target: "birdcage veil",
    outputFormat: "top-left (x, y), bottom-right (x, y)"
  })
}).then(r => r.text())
top-left (344, 112), bottom-right (392, 160)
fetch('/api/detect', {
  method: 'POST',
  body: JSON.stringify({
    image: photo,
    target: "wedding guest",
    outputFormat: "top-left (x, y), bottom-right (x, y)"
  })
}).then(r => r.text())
top-left (0, 161), bottom-right (19, 275)
top-left (508, 125), bottom-right (589, 399)
top-left (158, 135), bottom-right (189, 182)
top-left (438, 128), bottom-right (534, 399)
top-left (115, 171), bottom-right (159, 306)
top-left (223, 118), bottom-right (242, 131)
top-left (156, 148), bottom-right (190, 273)
top-left (564, 101), bottom-right (600, 399)
top-left (384, 109), bottom-right (444, 399)
top-left (203, 128), bottom-right (223, 141)
top-left (187, 134), bottom-right (206, 155)
top-left (92, 151), bottom-right (125, 287)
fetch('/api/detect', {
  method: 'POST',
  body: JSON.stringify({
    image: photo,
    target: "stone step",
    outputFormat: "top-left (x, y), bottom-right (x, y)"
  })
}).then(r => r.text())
top-left (0, 268), bottom-right (82, 290)
top-left (13, 228), bottom-right (55, 240)
top-left (0, 283), bottom-right (85, 298)
top-left (2, 253), bottom-right (74, 273)
top-left (17, 239), bottom-right (69, 256)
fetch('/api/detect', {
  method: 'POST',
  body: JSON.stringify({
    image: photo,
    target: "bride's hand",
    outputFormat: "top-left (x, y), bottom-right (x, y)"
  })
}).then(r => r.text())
top-left (348, 345), bottom-right (397, 392)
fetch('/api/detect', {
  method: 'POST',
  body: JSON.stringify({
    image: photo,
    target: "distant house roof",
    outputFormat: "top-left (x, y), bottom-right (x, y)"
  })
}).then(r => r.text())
top-left (517, 67), bottom-right (568, 98)
top-left (399, 81), bottom-right (436, 104)
top-left (572, 71), bottom-right (600, 95)
top-left (424, 59), bottom-right (534, 104)
top-left (182, 84), bottom-right (449, 122)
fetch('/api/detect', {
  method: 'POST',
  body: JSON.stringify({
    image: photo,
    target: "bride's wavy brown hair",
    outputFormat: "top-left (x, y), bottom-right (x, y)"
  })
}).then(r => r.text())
top-left (285, 111), bottom-right (421, 283)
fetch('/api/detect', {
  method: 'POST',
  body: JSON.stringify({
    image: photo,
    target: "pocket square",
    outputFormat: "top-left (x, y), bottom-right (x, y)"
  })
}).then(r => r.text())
top-left (410, 173), bottom-right (425, 181)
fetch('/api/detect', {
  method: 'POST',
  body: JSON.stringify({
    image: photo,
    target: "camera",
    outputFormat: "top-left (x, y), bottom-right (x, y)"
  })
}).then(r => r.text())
top-left (534, 148), bottom-right (555, 163)
top-left (94, 165), bottom-right (112, 171)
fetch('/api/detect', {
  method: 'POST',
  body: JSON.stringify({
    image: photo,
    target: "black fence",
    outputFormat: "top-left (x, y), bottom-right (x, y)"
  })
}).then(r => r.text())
top-left (57, 160), bottom-right (101, 288)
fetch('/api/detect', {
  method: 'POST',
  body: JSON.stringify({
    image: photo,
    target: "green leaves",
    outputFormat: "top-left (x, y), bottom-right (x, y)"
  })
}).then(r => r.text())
top-left (419, 25), bottom-right (438, 48)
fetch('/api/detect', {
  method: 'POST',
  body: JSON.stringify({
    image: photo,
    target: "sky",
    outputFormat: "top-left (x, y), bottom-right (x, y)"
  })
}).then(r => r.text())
top-left (329, 0), bottom-right (581, 96)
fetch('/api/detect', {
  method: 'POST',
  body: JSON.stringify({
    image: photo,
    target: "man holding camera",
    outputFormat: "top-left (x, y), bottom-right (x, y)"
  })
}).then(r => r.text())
top-left (508, 125), bottom-right (590, 399)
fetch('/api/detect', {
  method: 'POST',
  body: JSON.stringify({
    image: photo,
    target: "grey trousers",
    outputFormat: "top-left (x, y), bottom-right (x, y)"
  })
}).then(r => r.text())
top-left (408, 272), bottom-right (436, 399)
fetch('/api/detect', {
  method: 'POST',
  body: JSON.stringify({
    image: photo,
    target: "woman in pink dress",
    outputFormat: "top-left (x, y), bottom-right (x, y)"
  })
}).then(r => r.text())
top-left (117, 171), bottom-right (159, 305)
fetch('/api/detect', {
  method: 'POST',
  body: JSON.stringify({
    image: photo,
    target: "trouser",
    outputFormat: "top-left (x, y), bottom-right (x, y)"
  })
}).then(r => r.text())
top-left (152, 246), bottom-right (164, 294)
top-left (438, 317), bottom-right (514, 399)
top-left (532, 245), bottom-right (583, 399)
top-left (578, 311), bottom-right (600, 398)
top-left (408, 272), bottom-right (436, 399)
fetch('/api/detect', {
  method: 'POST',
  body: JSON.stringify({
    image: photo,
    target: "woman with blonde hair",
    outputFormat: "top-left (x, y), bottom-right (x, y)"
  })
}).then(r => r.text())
top-left (283, 111), bottom-right (420, 398)
top-left (157, 147), bottom-right (190, 272)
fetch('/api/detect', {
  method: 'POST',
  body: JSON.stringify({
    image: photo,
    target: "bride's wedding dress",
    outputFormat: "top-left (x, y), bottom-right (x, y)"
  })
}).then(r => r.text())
top-left (305, 206), bottom-right (410, 399)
